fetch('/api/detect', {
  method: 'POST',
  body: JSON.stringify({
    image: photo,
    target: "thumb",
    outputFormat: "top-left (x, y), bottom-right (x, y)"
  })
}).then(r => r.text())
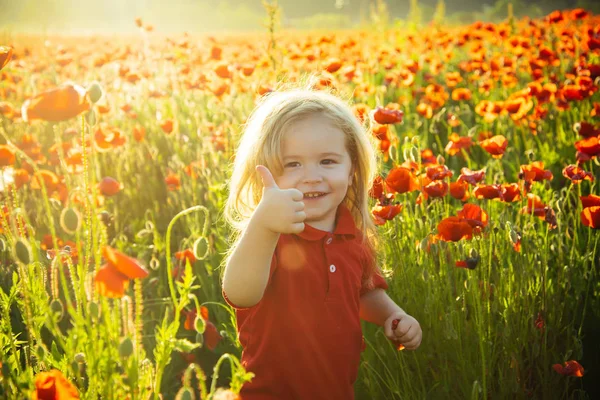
top-left (256, 165), bottom-right (278, 189)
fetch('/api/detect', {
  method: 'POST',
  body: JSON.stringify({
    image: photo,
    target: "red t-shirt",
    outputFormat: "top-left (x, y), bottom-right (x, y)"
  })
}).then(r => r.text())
top-left (223, 205), bottom-right (388, 400)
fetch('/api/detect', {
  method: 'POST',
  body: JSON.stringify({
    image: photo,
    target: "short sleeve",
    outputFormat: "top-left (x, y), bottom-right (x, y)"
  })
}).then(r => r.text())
top-left (222, 252), bottom-right (278, 310)
top-left (359, 241), bottom-right (388, 297)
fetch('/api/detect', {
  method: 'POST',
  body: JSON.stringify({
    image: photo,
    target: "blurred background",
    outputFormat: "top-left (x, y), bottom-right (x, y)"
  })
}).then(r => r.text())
top-left (1, 0), bottom-right (599, 34)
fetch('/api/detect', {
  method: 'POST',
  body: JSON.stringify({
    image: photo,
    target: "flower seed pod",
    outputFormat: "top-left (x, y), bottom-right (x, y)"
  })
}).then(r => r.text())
top-left (175, 387), bottom-right (195, 400)
top-left (60, 207), bottom-right (81, 234)
top-left (119, 337), bottom-right (134, 358)
top-left (86, 82), bottom-right (103, 104)
top-left (50, 299), bottom-right (64, 320)
top-left (193, 237), bottom-right (209, 260)
top-left (194, 315), bottom-right (206, 334)
top-left (14, 238), bottom-right (32, 265)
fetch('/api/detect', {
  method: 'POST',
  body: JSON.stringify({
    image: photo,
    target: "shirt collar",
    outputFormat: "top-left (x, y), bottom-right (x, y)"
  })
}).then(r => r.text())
top-left (296, 204), bottom-right (357, 241)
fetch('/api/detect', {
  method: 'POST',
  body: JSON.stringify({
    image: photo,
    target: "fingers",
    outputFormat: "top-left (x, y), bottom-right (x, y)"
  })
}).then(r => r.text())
top-left (289, 189), bottom-right (304, 202)
top-left (289, 222), bottom-right (305, 234)
top-left (294, 211), bottom-right (306, 222)
top-left (256, 165), bottom-right (278, 189)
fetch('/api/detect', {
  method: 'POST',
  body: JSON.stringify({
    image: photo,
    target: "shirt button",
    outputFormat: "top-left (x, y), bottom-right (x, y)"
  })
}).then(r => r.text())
top-left (326, 237), bottom-right (333, 245)
top-left (329, 264), bottom-right (336, 273)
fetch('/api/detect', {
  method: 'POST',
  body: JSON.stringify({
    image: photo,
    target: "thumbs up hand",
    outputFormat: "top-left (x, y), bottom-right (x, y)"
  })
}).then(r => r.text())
top-left (255, 165), bottom-right (306, 234)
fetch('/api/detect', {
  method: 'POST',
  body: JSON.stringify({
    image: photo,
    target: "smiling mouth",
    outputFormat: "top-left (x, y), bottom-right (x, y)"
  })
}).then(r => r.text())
top-left (304, 192), bottom-right (327, 199)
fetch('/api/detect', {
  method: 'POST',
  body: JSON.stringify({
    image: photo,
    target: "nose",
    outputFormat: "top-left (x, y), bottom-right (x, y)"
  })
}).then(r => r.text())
top-left (302, 164), bottom-right (323, 183)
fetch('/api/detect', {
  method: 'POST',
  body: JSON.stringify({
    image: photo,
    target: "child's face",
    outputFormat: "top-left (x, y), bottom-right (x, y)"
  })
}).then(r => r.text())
top-left (276, 114), bottom-right (354, 232)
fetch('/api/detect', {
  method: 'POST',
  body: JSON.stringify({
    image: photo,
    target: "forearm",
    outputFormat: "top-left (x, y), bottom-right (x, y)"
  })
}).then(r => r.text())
top-left (222, 214), bottom-right (280, 308)
top-left (359, 289), bottom-right (406, 326)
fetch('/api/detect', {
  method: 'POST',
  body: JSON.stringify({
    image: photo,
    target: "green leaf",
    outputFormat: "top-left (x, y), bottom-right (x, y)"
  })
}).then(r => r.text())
top-left (172, 338), bottom-right (200, 353)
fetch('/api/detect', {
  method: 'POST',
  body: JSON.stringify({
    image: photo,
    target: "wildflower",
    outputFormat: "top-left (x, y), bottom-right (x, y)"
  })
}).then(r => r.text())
top-left (457, 167), bottom-right (486, 185)
top-left (32, 369), bottom-right (79, 400)
top-left (0, 46), bottom-right (13, 70)
top-left (385, 167), bottom-right (419, 194)
top-left (553, 360), bottom-right (584, 377)
top-left (0, 144), bottom-right (16, 167)
top-left (372, 106), bottom-right (404, 124)
top-left (479, 135), bottom-right (508, 159)
top-left (581, 206), bottom-right (600, 229)
top-left (22, 83), bottom-right (90, 122)
top-left (95, 246), bottom-right (149, 298)
top-left (372, 203), bottom-right (402, 225)
top-left (437, 216), bottom-right (473, 242)
top-left (445, 133), bottom-right (473, 156)
top-left (98, 177), bottom-right (123, 196)
top-left (562, 165), bottom-right (593, 183)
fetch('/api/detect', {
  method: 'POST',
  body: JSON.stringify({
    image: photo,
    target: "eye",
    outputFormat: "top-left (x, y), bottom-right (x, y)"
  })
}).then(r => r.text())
top-left (321, 159), bottom-right (336, 165)
top-left (284, 162), bottom-right (300, 168)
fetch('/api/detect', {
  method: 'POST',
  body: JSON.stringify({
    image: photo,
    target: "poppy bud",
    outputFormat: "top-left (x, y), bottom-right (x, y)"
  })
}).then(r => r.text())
top-left (436, 155), bottom-right (445, 165)
top-left (150, 256), bottom-right (160, 270)
top-left (13, 238), bottom-right (32, 265)
top-left (194, 315), bottom-right (206, 334)
top-left (88, 301), bottom-right (100, 320)
top-left (36, 345), bottom-right (46, 360)
top-left (86, 82), bottom-right (103, 104)
top-left (469, 248), bottom-right (479, 259)
top-left (119, 337), bottom-right (134, 358)
top-left (193, 237), bottom-right (209, 260)
top-left (175, 387), bottom-right (195, 400)
top-left (509, 228), bottom-right (520, 244)
top-left (0, 236), bottom-right (6, 252)
top-left (411, 136), bottom-right (420, 146)
top-left (74, 352), bottom-right (86, 364)
top-left (60, 207), bottom-right (81, 234)
top-left (50, 299), bottom-right (64, 320)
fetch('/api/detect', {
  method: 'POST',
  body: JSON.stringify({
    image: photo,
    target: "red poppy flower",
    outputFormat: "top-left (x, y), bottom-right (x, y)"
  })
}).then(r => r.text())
top-left (552, 360), bottom-right (584, 377)
top-left (372, 203), bottom-right (402, 225)
top-left (581, 194), bottom-right (600, 208)
top-left (473, 184), bottom-right (503, 200)
top-left (445, 133), bottom-right (473, 156)
top-left (0, 144), bottom-right (16, 167)
top-left (479, 135), bottom-right (508, 159)
top-left (22, 83), bottom-right (90, 122)
top-left (160, 119), bottom-right (174, 134)
top-left (562, 165), bottom-right (593, 183)
top-left (450, 180), bottom-right (469, 201)
top-left (581, 206), bottom-right (600, 229)
top-left (423, 180), bottom-right (448, 198)
top-left (95, 246), bottom-right (149, 298)
top-left (98, 177), bottom-right (123, 196)
top-left (500, 183), bottom-right (521, 202)
top-left (437, 216), bottom-right (473, 242)
top-left (575, 136), bottom-right (600, 158)
top-left (519, 162), bottom-right (553, 182)
top-left (458, 167), bottom-right (486, 185)
top-left (426, 165), bottom-right (453, 180)
top-left (574, 122), bottom-right (600, 138)
top-left (369, 176), bottom-right (385, 199)
top-left (175, 248), bottom-right (197, 265)
top-left (457, 203), bottom-right (488, 229)
top-left (165, 173), bottom-right (181, 191)
top-left (32, 369), bottom-right (79, 400)
top-left (372, 106), bottom-right (404, 124)
top-left (0, 46), bottom-right (12, 71)
top-left (385, 167), bottom-right (419, 194)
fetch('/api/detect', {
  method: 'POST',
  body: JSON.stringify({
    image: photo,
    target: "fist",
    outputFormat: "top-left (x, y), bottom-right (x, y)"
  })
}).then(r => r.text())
top-left (255, 165), bottom-right (306, 234)
top-left (385, 313), bottom-right (422, 351)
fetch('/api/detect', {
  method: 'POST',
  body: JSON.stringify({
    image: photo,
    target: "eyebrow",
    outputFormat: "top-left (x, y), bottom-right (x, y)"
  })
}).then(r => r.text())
top-left (282, 152), bottom-right (343, 160)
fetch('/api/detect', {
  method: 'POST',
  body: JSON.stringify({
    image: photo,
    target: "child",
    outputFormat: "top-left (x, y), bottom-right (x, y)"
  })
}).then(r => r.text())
top-left (222, 87), bottom-right (422, 400)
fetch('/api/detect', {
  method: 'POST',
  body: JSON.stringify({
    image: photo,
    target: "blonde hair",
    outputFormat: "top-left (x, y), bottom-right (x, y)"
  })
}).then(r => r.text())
top-left (224, 86), bottom-right (381, 273)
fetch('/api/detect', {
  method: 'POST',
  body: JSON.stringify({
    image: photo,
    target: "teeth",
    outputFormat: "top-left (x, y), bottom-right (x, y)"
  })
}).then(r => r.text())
top-left (305, 193), bottom-right (324, 198)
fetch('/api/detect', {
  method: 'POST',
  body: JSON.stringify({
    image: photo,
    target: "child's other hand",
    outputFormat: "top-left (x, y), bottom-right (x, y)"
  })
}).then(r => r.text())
top-left (385, 313), bottom-right (422, 350)
top-left (255, 165), bottom-right (306, 234)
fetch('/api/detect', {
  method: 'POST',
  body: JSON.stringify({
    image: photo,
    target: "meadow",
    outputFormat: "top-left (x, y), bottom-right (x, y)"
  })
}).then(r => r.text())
top-left (0, 7), bottom-right (599, 400)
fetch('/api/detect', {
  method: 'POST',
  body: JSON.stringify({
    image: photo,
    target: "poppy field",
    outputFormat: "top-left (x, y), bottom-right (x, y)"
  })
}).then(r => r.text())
top-left (1, 6), bottom-right (600, 400)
